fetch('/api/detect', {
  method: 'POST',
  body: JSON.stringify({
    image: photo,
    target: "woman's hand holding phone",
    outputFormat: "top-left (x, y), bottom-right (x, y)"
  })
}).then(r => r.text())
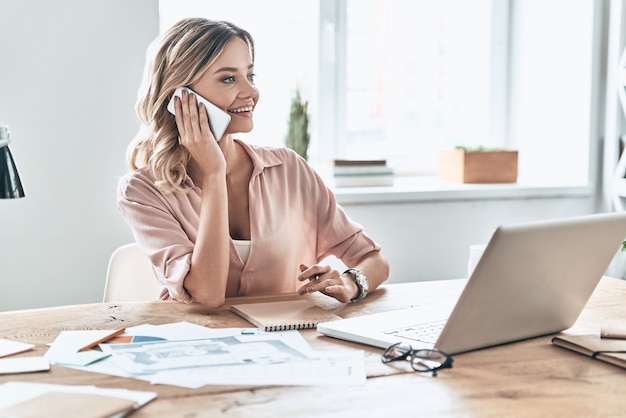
top-left (172, 89), bottom-right (227, 177)
top-left (168, 87), bottom-right (231, 141)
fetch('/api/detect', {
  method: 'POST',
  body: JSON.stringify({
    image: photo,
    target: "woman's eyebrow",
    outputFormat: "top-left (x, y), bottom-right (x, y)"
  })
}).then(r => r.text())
top-left (213, 64), bottom-right (254, 74)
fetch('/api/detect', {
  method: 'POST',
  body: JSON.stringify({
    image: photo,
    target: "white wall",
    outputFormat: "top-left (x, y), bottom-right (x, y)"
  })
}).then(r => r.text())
top-left (0, 0), bottom-right (604, 311)
top-left (0, 0), bottom-right (158, 311)
top-left (338, 193), bottom-right (596, 283)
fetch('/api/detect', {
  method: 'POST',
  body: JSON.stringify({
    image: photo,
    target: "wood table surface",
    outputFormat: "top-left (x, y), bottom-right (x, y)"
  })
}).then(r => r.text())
top-left (2, 277), bottom-right (626, 417)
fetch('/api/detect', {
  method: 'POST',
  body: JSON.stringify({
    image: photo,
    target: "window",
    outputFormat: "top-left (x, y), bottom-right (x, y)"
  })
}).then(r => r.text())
top-left (319, 0), bottom-right (496, 175)
top-left (159, 0), bottom-right (596, 185)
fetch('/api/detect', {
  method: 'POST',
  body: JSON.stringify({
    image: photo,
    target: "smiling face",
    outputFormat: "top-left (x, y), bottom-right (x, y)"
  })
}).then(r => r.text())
top-left (191, 38), bottom-right (259, 136)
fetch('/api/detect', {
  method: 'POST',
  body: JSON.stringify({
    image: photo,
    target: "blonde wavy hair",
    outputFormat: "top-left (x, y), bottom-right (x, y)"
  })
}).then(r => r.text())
top-left (127, 18), bottom-right (255, 193)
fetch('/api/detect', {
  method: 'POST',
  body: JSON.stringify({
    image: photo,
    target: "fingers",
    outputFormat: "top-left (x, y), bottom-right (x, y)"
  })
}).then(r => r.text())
top-left (198, 103), bottom-right (210, 135)
top-left (173, 90), bottom-right (214, 146)
top-left (297, 280), bottom-right (325, 295)
top-left (181, 91), bottom-right (200, 139)
top-left (297, 264), bottom-right (329, 282)
top-left (173, 96), bottom-right (185, 136)
top-left (297, 264), bottom-right (336, 296)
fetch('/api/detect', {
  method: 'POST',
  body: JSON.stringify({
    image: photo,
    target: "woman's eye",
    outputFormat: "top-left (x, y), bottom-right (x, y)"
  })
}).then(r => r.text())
top-left (248, 73), bottom-right (256, 83)
top-left (222, 76), bottom-right (236, 84)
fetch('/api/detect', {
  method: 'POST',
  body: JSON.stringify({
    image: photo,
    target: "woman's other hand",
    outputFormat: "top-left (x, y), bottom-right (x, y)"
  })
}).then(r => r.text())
top-left (297, 264), bottom-right (358, 303)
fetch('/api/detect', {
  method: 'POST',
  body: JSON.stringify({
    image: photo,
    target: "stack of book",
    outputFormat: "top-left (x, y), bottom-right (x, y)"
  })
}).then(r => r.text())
top-left (332, 159), bottom-right (394, 187)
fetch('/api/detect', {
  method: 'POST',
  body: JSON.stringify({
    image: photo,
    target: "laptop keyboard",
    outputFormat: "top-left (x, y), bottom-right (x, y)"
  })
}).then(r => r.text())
top-left (383, 320), bottom-right (446, 345)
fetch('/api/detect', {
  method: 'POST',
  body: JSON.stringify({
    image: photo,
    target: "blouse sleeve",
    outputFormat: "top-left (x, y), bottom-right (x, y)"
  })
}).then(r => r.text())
top-left (116, 171), bottom-right (194, 302)
top-left (291, 154), bottom-right (382, 266)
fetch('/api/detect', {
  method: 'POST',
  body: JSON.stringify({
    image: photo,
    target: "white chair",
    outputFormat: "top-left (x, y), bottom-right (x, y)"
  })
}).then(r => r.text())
top-left (103, 243), bottom-right (161, 302)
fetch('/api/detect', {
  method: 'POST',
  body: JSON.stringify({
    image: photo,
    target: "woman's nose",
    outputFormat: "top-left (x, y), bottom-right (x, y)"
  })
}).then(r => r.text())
top-left (240, 80), bottom-right (258, 99)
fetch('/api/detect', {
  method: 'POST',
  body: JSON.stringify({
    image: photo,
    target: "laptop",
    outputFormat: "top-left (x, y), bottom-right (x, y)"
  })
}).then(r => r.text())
top-left (317, 212), bottom-right (626, 355)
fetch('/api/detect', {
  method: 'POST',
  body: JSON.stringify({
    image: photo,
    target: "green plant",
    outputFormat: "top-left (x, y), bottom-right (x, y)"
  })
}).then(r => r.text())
top-left (285, 87), bottom-right (310, 161)
top-left (622, 240), bottom-right (626, 252)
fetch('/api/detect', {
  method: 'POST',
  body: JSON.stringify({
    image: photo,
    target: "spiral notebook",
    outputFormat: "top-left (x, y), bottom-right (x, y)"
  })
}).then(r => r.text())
top-left (230, 299), bottom-right (342, 332)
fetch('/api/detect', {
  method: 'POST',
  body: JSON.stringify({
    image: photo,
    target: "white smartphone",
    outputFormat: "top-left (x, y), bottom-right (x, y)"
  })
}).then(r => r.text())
top-left (167, 87), bottom-right (231, 141)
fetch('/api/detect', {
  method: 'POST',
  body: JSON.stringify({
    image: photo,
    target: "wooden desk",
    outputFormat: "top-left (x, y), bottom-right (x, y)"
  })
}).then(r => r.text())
top-left (2, 277), bottom-right (626, 417)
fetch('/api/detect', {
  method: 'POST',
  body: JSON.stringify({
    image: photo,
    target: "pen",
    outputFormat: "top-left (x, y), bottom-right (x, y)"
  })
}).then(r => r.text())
top-left (78, 328), bottom-right (126, 352)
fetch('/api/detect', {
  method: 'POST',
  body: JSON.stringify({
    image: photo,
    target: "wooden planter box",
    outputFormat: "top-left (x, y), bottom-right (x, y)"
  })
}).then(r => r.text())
top-left (437, 149), bottom-right (518, 183)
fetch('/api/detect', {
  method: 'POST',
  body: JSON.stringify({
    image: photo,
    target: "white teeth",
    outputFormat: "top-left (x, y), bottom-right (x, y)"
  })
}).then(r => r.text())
top-left (229, 106), bottom-right (253, 113)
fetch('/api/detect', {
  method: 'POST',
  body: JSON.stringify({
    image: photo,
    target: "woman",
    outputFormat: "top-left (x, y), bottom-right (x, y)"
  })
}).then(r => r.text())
top-left (118, 18), bottom-right (389, 308)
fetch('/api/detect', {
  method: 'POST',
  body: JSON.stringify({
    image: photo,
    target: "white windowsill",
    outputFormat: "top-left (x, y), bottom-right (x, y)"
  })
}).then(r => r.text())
top-left (331, 176), bottom-right (595, 205)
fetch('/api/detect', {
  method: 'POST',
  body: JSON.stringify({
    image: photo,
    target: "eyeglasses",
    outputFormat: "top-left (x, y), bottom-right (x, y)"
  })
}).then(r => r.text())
top-left (382, 342), bottom-right (453, 376)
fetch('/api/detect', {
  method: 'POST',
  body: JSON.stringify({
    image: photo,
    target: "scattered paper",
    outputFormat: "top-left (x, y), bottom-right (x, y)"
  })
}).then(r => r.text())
top-left (0, 357), bottom-right (50, 374)
top-left (45, 329), bottom-right (125, 363)
top-left (46, 322), bottom-right (365, 387)
top-left (100, 335), bottom-right (313, 374)
top-left (51, 351), bottom-right (111, 367)
top-left (0, 338), bottom-right (34, 358)
top-left (151, 350), bottom-right (367, 387)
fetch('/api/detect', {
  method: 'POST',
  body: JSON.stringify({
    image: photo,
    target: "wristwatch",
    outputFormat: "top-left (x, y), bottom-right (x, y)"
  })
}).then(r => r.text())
top-left (344, 268), bottom-right (368, 302)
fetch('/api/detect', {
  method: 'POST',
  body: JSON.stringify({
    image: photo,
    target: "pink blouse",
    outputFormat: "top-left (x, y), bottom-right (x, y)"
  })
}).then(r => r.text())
top-left (117, 140), bottom-right (381, 302)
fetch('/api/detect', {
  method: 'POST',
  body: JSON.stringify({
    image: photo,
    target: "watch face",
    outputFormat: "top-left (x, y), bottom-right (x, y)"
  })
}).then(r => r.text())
top-left (348, 269), bottom-right (368, 302)
top-left (357, 272), bottom-right (368, 291)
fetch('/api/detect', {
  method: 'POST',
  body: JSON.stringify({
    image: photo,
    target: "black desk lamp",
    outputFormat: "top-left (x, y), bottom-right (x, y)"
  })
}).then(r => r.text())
top-left (0, 124), bottom-right (25, 199)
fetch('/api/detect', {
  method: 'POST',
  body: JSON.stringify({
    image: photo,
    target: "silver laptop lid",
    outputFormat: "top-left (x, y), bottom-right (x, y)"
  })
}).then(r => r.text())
top-left (435, 212), bottom-right (626, 354)
top-left (317, 212), bottom-right (626, 354)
